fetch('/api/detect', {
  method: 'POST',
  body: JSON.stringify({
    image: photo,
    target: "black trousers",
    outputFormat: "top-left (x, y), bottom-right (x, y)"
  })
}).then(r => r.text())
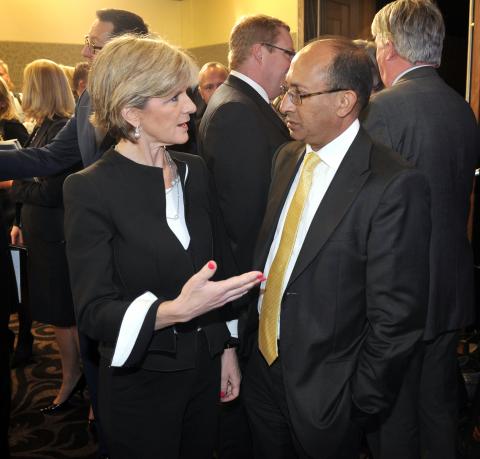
top-left (99, 331), bottom-right (220, 459)
top-left (243, 347), bottom-right (361, 459)
top-left (367, 344), bottom-right (424, 459)
top-left (368, 331), bottom-right (459, 459)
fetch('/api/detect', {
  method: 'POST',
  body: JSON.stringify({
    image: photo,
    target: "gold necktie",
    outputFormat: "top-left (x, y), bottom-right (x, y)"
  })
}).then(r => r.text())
top-left (259, 152), bottom-right (321, 365)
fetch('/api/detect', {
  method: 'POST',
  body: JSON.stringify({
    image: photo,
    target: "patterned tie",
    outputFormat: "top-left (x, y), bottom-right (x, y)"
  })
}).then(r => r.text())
top-left (259, 152), bottom-right (321, 365)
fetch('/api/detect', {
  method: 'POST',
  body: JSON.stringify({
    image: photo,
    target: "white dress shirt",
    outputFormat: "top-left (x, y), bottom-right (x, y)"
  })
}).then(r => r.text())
top-left (258, 120), bottom-right (360, 336)
top-left (230, 70), bottom-right (270, 103)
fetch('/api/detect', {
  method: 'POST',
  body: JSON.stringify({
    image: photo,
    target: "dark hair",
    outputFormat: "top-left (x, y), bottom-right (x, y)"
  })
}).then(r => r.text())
top-left (72, 62), bottom-right (89, 90)
top-left (96, 9), bottom-right (149, 36)
top-left (353, 39), bottom-right (384, 93)
top-left (323, 37), bottom-right (373, 112)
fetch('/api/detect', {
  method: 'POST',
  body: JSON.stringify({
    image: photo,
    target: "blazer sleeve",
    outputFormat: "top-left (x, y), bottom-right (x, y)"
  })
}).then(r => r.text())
top-left (63, 171), bottom-right (165, 367)
top-left (11, 119), bottom-right (80, 208)
top-left (351, 168), bottom-right (431, 415)
top-left (201, 101), bottom-right (274, 272)
top-left (0, 116), bottom-right (82, 180)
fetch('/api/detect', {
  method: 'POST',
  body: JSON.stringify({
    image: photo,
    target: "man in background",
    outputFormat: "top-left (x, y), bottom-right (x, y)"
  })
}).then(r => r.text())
top-left (198, 14), bottom-right (293, 458)
top-left (362, 1), bottom-right (479, 458)
top-left (72, 62), bottom-right (89, 100)
top-left (198, 61), bottom-right (229, 105)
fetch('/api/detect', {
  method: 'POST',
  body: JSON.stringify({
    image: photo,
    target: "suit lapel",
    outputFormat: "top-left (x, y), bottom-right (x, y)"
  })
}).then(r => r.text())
top-left (287, 129), bottom-right (372, 287)
top-left (254, 142), bottom-right (305, 270)
top-left (76, 91), bottom-right (98, 166)
top-left (226, 75), bottom-right (289, 138)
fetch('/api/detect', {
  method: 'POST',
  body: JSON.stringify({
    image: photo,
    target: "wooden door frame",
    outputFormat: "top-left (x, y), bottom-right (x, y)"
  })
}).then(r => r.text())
top-left (470, 0), bottom-right (480, 120)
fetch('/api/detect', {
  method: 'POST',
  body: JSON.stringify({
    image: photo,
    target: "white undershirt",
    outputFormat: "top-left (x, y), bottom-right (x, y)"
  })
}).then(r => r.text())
top-left (257, 120), bottom-right (360, 336)
top-left (230, 70), bottom-right (270, 103)
top-left (165, 165), bottom-right (190, 250)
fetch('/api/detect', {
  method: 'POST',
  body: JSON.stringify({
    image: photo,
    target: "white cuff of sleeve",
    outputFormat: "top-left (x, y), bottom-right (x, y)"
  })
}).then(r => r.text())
top-left (111, 291), bottom-right (158, 367)
top-left (226, 319), bottom-right (238, 338)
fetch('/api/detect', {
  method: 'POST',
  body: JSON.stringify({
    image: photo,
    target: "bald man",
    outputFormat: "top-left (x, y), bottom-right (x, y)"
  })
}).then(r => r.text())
top-left (198, 62), bottom-right (228, 105)
top-left (242, 37), bottom-right (431, 459)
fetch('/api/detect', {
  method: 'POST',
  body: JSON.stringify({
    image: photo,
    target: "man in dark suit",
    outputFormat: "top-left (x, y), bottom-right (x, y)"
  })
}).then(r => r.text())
top-left (0, 9), bottom-right (148, 459)
top-left (197, 15), bottom-right (293, 457)
top-left (242, 37), bottom-right (431, 459)
top-left (199, 14), bottom-right (292, 276)
top-left (361, 1), bottom-right (479, 458)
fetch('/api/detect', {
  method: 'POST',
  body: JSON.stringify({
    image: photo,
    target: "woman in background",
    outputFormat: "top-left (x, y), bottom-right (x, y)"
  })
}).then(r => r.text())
top-left (0, 77), bottom-right (28, 145)
top-left (10, 59), bottom-right (84, 412)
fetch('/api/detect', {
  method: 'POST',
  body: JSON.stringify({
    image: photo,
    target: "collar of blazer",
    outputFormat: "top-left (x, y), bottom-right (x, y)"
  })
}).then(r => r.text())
top-left (396, 65), bottom-right (438, 85)
top-left (255, 128), bottom-right (372, 287)
top-left (225, 74), bottom-right (290, 137)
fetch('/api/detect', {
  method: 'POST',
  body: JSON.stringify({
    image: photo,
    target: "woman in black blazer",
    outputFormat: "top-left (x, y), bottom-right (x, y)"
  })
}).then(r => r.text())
top-left (10, 59), bottom-right (83, 409)
top-left (63, 35), bottom-right (262, 459)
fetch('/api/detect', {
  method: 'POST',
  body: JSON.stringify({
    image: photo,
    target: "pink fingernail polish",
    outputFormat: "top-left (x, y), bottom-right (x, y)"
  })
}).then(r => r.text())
top-left (208, 261), bottom-right (215, 270)
top-left (220, 391), bottom-right (225, 398)
top-left (256, 273), bottom-right (264, 280)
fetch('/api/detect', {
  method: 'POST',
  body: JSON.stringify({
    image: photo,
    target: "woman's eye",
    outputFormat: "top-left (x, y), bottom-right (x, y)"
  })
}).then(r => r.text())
top-left (170, 93), bottom-right (180, 102)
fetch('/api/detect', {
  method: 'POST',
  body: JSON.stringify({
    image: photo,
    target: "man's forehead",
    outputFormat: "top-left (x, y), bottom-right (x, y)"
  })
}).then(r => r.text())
top-left (88, 19), bottom-right (114, 41)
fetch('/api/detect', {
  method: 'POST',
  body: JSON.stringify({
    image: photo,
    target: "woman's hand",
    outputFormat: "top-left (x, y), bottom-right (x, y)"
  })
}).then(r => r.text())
top-left (155, 260), bottom-right (265, 330)
top-left (10, 225), bottom-right (23, 245)
top-left (220, 347), bottom-right (241, 402)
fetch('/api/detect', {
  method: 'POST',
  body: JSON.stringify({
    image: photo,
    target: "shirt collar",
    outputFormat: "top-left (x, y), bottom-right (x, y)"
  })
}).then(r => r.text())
top-left (230, 70), bottom-right (270, 104)
top-left (392, 64), bottom-right (434, 85)
top-left (306, 119), bottom-right (360, 171)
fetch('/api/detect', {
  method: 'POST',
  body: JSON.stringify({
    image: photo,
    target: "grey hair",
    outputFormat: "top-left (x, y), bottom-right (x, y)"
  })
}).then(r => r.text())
top-left (372, 0), bottom-right (445, 66)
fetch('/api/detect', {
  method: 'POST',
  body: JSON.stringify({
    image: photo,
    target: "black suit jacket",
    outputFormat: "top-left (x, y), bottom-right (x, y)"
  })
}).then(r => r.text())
top-left (246, 128), bottom-right (431, 458)
top-left (0, 91), bottom-right (111, 180)
top-left (63, 148), bottom-right (230, 371)
top-left (198, 74), bottom-right (290, 274)
top-left (361, 66), bottom-right (479, 339)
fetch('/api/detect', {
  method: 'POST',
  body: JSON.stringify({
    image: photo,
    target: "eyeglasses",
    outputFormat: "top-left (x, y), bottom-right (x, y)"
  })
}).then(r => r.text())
top-left (84, 35), bottom-right (103, 54)
top-left (280, 84), bottom-right (347, 106)
top-left (261, 43), bottom-right (296, 59)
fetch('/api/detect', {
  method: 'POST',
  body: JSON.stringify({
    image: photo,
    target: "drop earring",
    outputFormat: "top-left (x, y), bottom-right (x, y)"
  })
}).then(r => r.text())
top-left (134, 125), bottom-right (141, 140)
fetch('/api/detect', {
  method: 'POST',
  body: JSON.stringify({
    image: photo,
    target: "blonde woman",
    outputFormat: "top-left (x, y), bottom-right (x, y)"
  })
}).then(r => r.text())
top-left (10, 59), bottom-right (84, 412)
top-left (0, 76), bottom-right (27, 144)
top-left (63, 35), bottom-right (263, 458)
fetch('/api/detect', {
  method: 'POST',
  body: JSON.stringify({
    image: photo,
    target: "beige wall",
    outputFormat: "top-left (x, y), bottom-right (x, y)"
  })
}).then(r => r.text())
top-left (0, 0), bottom-right (297, 88)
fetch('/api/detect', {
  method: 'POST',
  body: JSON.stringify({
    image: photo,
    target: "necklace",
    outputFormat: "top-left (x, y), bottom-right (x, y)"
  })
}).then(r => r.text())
top-left (164, 148), bottom-right (181, 220)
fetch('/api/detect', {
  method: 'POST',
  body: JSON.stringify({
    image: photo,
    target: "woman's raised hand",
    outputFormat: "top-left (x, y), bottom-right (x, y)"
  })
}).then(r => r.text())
top-left (155, 261), bottom-right (265, 329)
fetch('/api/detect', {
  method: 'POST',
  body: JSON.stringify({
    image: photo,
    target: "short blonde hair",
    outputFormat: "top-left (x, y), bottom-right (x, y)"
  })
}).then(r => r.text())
top-left (0, 77), bottom-right (17, 120)
top-left (228, 15), bottom-right (290, 70)
top-left (22, 59), bottom-right (75, 123)
top-left (89, 34), bottom-right (197, 142)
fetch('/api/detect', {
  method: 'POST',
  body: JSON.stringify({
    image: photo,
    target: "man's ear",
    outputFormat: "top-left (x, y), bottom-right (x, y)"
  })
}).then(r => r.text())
top-left (121, 106), bottom-right (140, 128)
top-left (336, 90), bottom-right (358, 118)
top-left (384, 40), bottom-right (397, 61)
top-left (251, 43), bottom-right (264, 64)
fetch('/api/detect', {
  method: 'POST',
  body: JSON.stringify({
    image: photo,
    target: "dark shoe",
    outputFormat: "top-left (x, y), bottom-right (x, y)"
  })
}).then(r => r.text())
top-left (40, 374), bottom-right (86, 414)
